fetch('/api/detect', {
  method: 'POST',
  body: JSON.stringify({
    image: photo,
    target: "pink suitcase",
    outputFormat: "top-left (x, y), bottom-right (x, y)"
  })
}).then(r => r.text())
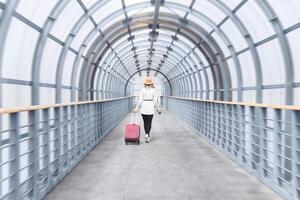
top-left (124, 113), bottom-right (140, 145)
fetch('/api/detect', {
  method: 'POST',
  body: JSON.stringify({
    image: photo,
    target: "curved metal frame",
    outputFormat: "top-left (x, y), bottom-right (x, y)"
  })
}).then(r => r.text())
top-left (0, 0), bottom-right (296, 105)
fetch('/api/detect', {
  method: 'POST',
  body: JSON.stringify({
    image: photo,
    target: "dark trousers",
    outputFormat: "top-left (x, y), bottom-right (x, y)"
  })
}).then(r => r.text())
top-left (141, 114), bottom-right (153, 136)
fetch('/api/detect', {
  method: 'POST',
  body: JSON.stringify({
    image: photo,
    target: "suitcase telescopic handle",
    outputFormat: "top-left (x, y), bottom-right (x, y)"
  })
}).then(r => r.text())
top-left (130, 112), bottom-right (138, 124)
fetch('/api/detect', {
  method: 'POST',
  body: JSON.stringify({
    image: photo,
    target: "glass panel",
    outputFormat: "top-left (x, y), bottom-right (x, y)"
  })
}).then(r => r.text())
top-left (117, 45), bottom-right (132, 54)
top-left (193, 1), bottom-right (226, 24)
top-left (211, 32), bottom-right (230, 57)
top-left (209, 91), bottom-right (214, 100)
top-left (221, 20), bottom-right (247, 52)
top-left (287, 27), bottom-right (300, 83)
top-left (83, 31), bottom-right (100, 55)
top-left (81, 0), bottom-right (99, 9)
top-left (40, 87), bottom-right (55, 105)
top-left (2, 17), bottom-right (39, 81)
top-left (40, 39), bottom-right (62, 84)
top-left (159, 6), bottom-right (179, 16)
top-left (166, 0), bottom-right (191, 6)
top-left (206, 67), bottom-right (214, 90)
top-left (294, 87), bottom-right (300, 105)
top-left (93, 69), bottom-right (100, 90)
top-left (112, 37), bottom-right (129, 49)
top-left (226, 58), bottom-right (237, 89)
top-left (263, 88), bottom-right (285, 105)
top-left (164, 5), bottom-right (187, 18)
top-left (76, 57), bottom-right (85, 87)
top-left (231, 91), bottom-right (237, 101)
top-left (127, 6), bottom-right (153, 18)
top-left (71, 20), bottom-right (94, 50)
top-left (194, 48), bottom-right (209, 66)
top-left (62, 89), bottom-right (70, 103)
top-left (176, 35), bottom-right (194, 50)
top-left (187, 14), bottom-right (213, 33)
top-left (50, 1), bottom-right (84, 41)
top-left (92, 1), bottom-right (122, 24)
top-left (125, 0), bottom-right (147, 6)
top-left (236, 1), bottom-right (274, 42)
top-left (62, 51), bottom-right (76, 86)
top-left (238, 51), bottom-right (256, 87)
top-left (257, 40), bottom-right (285, 85)
top-left (243, 90), bottom-right (256, 103)
top-left (101, 14), bottom-right (124, 31)
top-left (172, 43), bottom-right (189, 54)
top-left (16, 0), bottom-right (59, 27)
top-left (2, 84), bottom-right (31, 107)
top-left (268, 0), bottom-right (300, 29)
top-left (222, 0), bottom-right (243, 10)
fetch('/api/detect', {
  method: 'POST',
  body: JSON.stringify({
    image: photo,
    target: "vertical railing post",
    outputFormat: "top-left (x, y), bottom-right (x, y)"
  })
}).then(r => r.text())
top-left (9, 113), bottom-right (20, 199)
top-left (70, 105), bottom-right (76, 164)
top-left (53, 107), bottom-right (62, 179)
top-left (249, 106), bottom-right (257, 174)
top-left (257, 107), bottom-right (266, 178)
top-left (211, 102), bottom-right (216, 143)
top-left (224, 104), bottom-right (231, 154)
top-left (291, 110), bottom-right (300, 199)
top-left (235, 105), bottom-right (242, 164)
top-left (273, 108), bottom-right (282, 187)
top-left (76, 104), bottom-right (82, 158)
top-left (87, 103), bottom-right (91, 150)
top-left (101, 102), bottom-right (104, 137)
top-left (62, 106), bottom-right (68, 170)
top-left (96, 102), bottom-right (101, 141)
top-left (240, 106), bottom-right (247, 165)
top-left (28, 110), bottom-right (39, 199)
top-left (41, 108), bottom-right (50, 193)
top-left (221, 103), bottom-right (225, 150)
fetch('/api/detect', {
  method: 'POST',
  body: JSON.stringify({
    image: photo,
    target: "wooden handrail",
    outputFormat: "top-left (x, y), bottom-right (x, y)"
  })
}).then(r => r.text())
top-left (164, 96), bottom-right (300, 111)
top-left (0, 96), bottom-right (134, 114)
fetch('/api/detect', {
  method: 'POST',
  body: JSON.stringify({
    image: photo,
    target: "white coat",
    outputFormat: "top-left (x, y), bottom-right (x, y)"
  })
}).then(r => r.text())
top-left (136, 87), bottom-right (159, 115)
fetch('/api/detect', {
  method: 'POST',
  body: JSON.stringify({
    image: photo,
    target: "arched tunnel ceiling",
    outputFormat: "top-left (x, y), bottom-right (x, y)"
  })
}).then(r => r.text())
top-left (0, 0), bottom-right (300, 107)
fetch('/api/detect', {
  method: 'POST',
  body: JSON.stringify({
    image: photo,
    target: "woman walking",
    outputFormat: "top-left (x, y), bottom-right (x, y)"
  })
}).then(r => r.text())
top-left (133, 77), bottom-right (161, 143)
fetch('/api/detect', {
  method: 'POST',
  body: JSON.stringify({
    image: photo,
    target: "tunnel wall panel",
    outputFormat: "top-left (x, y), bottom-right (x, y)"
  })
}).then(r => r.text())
top-left (287, 29), bottom-right (300, 83)
top-left (16, 0), bottom-right (59, 27)
top-left (257, 40), bottom-right (285, 85)
top-left (40, 39), bottom-right (62, 84)
top-left (2, 84), bottom-right (31, 107)
top-left (238, 51), bottom-right (256, 87)
top-left (50, 1), bottom-right (84, 42)
top-left (269, 0), bottom-right (300, 29)
top-left (236, 1), bottom-right (274, 42)
top-left (62, 50), bottom-right (76, 86)
top-left (0, 0), bottom-right (299, 106)
top-left (71, 20), bottom-right (94, 50)
top-left (2, 17), bottom-right (38, 81)
top-left (221, 20), bottom-right (247, 52)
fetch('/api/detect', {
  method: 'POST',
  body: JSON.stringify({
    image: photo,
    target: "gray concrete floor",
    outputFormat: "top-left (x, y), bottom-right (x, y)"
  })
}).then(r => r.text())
top-left (45, 111), bottom-right (282, 200)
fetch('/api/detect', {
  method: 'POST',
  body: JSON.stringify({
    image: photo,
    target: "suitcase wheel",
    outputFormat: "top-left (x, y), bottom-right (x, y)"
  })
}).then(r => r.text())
top-left (136, 140), bottom-right (140, 145)
top-left (124, 139), bottom-right (128, 145)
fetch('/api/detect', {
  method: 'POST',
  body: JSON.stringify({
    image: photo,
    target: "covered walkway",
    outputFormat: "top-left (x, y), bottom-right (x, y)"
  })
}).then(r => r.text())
top-left (45, 111), bottom-right (281, 200)
top-left (1, 0), bottom-right (300, 200)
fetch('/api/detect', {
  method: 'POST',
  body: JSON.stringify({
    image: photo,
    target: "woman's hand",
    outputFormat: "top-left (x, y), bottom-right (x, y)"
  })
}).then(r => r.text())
top-left (157, 108), bottom-right (161, 115)
top-left (133, 108), bottom-right (138, 113)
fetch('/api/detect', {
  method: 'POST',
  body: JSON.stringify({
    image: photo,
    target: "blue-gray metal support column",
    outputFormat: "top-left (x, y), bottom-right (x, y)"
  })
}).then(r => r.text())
top-left (9, 113), bottom-right (20, 199)
top-left (31, 0), bottom-right (69, 105)
top-left (0, 0), bottom-right (20, 108)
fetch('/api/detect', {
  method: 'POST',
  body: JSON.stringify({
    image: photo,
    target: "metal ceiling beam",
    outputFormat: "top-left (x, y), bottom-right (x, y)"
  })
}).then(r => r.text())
top-left (148, 0), bottom-right (161, 62)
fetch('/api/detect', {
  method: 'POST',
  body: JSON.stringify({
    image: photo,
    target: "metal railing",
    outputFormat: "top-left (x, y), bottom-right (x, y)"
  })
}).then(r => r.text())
top-left (0, 96), bottom-right (134, 200)
top-left (163, 96), bottom-right (300, 200)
